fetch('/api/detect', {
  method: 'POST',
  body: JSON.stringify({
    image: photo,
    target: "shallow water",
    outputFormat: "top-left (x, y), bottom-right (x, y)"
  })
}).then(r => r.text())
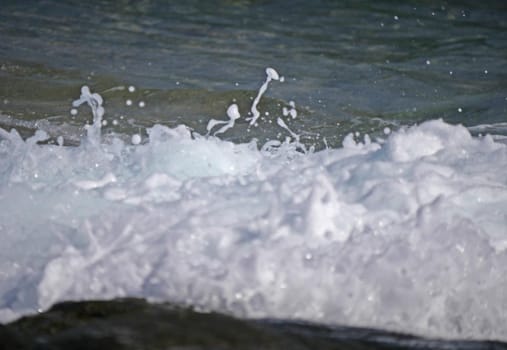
top-left (0, 0), bottom-right (507, 343)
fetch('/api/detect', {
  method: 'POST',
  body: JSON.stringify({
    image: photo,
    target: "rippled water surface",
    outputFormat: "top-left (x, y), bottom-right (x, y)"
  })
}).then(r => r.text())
top-left (1, 0), bottom-right (506, 144)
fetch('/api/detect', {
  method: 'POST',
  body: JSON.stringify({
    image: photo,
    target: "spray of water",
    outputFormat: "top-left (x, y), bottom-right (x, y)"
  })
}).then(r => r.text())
top-left (1, 68), bottom-right (507, 342)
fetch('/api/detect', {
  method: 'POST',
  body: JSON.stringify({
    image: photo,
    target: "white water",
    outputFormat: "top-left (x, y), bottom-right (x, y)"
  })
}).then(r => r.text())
top-left (0, 76), bottom-right (507, 341)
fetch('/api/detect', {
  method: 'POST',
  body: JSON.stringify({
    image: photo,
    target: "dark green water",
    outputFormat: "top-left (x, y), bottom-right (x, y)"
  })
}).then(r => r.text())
top-left (1, 0), bottom-right (506, 147)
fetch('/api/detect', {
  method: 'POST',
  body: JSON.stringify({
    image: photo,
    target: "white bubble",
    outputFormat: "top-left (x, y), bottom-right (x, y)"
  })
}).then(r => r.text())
top-left (384, 127), bottom-right (391, 135)
top-left (266, 67), bottom-right (280, 81)
top-left (102, 120), bottom-right (108, 126)
top-left (394, 15), bottom-right (399, 20)
top-left (112, 120), bottom-right (119, 126)
top-left (484, 70), bottom-right (488, 74)
top-left (426, 60), bottom-right (431, 65)
top-left (70, 108), bottom-right (78, 116)
top-left (126, 99), bottom-right (133, 106)
top-left (128, 86), bottom-right (136, 93)
top-left (226, 104), bottom-right (241, 120)
top-left (131, 134), bottom-right (141, 145)
top-left (139, 101), bottom-right (145, 108)
top-left (458, 108), bottom-right (463, 113)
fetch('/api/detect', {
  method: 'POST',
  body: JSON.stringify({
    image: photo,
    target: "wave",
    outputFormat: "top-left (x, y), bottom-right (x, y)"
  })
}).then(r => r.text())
top-left (0, 72), bottom-right (506, 341)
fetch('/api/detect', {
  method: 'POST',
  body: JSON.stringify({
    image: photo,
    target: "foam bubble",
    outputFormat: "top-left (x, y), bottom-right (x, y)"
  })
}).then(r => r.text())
top-left (226, 104), bottom-right (240, 120)
top-left (131, 134), bottom-right (141, 145)
top-left (266, 67), bottom-right (280, 81)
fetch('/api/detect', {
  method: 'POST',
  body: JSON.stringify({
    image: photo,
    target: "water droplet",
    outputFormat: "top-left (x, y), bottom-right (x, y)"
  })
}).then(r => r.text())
top-left (131, 134), bottom-right (142, 145)
top-left (266, 67), bottom-right (280, 80)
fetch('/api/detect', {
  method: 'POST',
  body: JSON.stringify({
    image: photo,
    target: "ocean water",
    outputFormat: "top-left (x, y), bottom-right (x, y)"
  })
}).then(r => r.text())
top-left (1, 0), bottom-right (507, 343)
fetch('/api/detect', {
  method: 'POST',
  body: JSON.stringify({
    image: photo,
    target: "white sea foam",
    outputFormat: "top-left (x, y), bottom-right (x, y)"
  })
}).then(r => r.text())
top-left (0, 87), bottom-right (507, 341)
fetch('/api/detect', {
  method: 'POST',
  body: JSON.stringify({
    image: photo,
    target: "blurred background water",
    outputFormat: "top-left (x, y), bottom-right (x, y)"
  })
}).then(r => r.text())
top-left (1, 0), bottom-right (506, 147)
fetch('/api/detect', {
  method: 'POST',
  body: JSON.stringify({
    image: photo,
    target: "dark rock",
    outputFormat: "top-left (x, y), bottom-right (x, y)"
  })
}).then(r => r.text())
top-left (2, 298), bottom-right (506, 350)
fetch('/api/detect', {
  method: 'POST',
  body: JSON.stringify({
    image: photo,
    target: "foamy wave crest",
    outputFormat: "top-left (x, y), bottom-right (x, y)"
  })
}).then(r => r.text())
top-left (0, 83), bottom-right (506, 341)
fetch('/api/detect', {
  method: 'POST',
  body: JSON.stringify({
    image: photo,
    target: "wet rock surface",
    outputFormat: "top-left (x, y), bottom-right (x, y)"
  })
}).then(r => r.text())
top-left (1, 298), bottom-right (506, 350)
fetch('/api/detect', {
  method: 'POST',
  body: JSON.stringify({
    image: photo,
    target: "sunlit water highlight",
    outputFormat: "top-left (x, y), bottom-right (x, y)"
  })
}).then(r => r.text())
top-left (1, 73), bottom-right (506, 341)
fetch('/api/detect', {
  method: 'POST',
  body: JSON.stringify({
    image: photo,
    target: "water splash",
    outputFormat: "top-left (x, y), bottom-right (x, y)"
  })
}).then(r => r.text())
top-left (207, 103), bottom-right (241, 136)
top-left (1, 70), bottom-right (507, 342)
top-left (247, 67), bottom-right (282, 126)
top-left (72, 86), bottom-right (105, 146)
